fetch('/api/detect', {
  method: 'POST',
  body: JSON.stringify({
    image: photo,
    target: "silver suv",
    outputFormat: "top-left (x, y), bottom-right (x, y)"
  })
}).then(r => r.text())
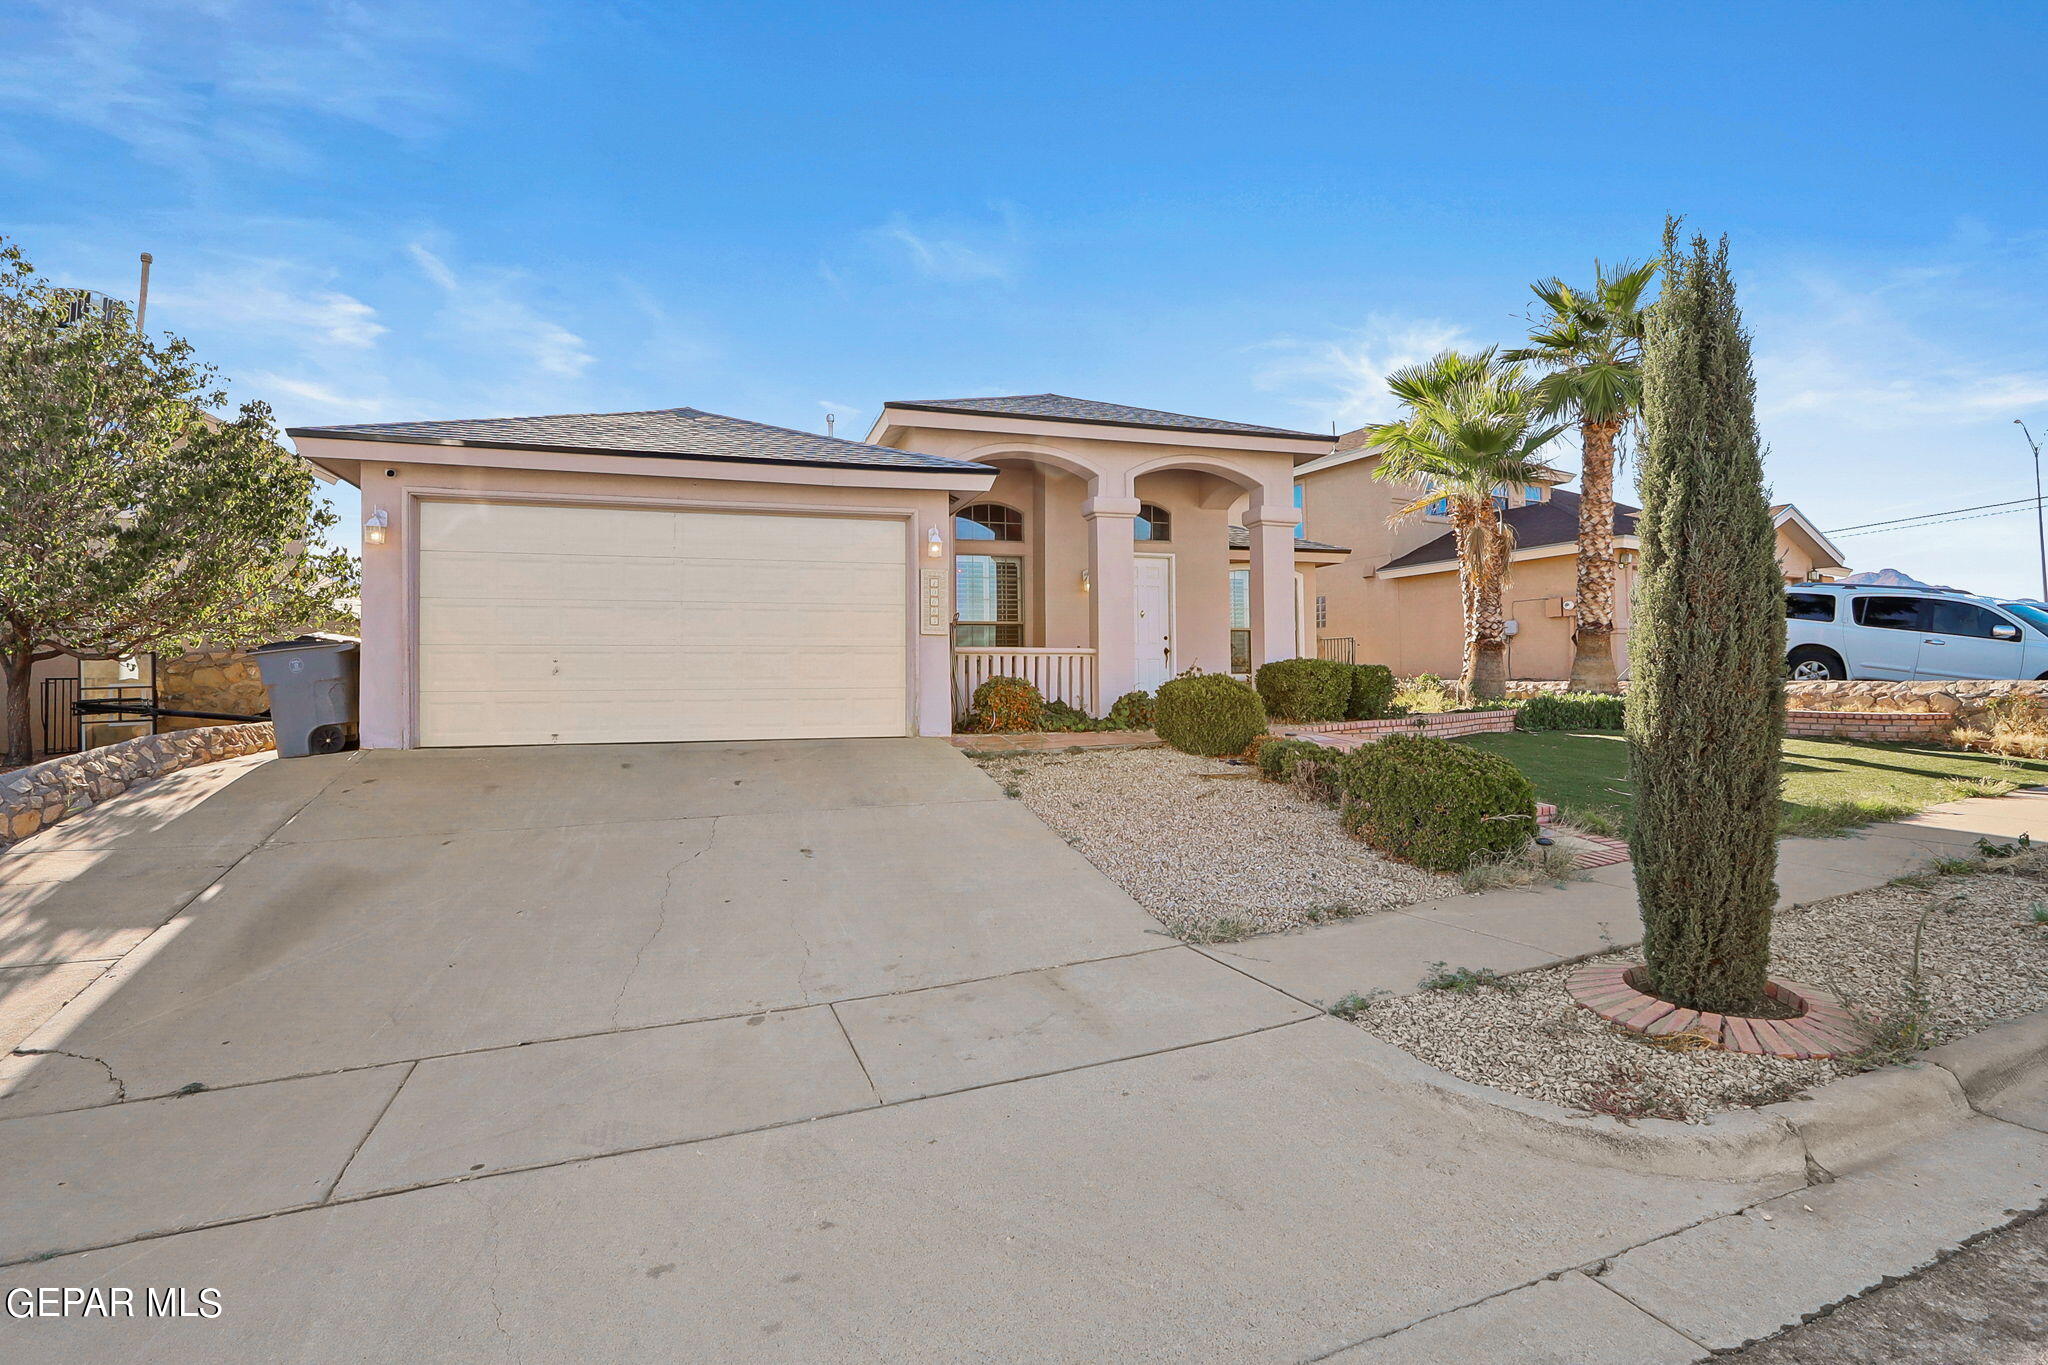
top-left (1784, 584), bottom-right (2048, 681)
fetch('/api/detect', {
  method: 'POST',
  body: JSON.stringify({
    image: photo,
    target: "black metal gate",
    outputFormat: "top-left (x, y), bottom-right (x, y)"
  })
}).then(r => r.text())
top-left (40, 675), bottom-right (81, 756)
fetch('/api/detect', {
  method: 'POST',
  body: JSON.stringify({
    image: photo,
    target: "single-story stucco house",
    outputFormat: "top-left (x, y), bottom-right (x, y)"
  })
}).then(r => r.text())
top-left (1294, 427), bottom-right (1851, 680)
top-left (288, 396), bottom-right (1344, 749)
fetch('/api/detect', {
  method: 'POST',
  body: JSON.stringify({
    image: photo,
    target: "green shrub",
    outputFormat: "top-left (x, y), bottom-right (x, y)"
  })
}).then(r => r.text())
top-left (1390, 673), bottom-right (1461, 715)
top-left (1255, 737), bottom-right (1328, 781)
top-left (1348, 664), bottom-right (1397, 720)
top-left (1154, 673), bottom-right (1268, 756)
top-left (1254, 657), bottom-right (1352, 722)
top-left (1106, 690), bottom-right (1155, 730)
top-left (1257, 737), bottom-right (1343, 804)
top-left (1517, 691), bottom-right (1626, 731)
top-left (1041, 699), bottom-right (1120, 733)
top-left (1338, 734), bottom-right (1537, 872)
top-left (968, 675), bottom-right (1044, 733)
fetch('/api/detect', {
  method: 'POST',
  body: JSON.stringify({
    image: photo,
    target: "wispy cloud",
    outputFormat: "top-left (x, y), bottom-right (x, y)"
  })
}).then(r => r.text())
top-left (0, 0), bottom-right (531, 176)
top-left (407, 242), bottom-right (593, 380)
top-left (154, 260), bottom-right (386, 350)
top-left (1251, 315), bottom-right (1475, 429)
top-left (1756, 272), bottom-right (2048, 424)
top-left (867, 207), bottom-right (1025, 284)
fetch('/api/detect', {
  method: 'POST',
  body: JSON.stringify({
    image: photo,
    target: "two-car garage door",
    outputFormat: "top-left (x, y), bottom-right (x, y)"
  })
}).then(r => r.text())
top-left (416, 500), bottom-right (908, 746)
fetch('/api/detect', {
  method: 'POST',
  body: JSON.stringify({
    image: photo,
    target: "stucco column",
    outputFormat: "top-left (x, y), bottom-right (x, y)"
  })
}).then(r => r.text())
top-left (1084, 496), bottom-right (1141, 711)
top-left (1246, 506), bottom-right (1298, 666)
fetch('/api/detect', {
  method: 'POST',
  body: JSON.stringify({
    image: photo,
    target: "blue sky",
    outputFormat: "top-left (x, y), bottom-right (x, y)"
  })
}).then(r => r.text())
top-left (7, 0), bottom-right (2046, 594)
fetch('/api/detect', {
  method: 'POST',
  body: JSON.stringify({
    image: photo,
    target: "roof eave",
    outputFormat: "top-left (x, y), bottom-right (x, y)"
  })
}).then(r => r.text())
top-left (283, 427), bottom-right (997, 476)
top-left (877, 401), bottom-right (1333, 445)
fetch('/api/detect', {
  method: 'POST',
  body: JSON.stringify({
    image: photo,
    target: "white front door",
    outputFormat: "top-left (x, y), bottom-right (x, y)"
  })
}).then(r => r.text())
top-left (1133, 555), bottom-right (1174, 692)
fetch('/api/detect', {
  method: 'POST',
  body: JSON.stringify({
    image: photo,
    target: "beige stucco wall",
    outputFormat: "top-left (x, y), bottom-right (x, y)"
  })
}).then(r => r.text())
top-left (1302, 454), bottom-right (1847, 681)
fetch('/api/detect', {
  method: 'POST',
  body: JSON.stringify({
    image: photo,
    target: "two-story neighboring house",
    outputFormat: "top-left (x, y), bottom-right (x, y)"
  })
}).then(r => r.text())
top-left (1295, 429), bottom-right (1851, 681)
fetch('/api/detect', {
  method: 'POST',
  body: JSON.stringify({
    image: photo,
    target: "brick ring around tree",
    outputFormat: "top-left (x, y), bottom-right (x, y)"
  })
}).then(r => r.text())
top-left (1566, 964), bottom-right (1872, 1059)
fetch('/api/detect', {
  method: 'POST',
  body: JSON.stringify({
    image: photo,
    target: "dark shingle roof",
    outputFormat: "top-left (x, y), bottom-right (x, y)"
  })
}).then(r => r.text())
top-left (287, 407), bottom-right (995, 474)
top-left (1227, 526), bottom-right (1350, 555)
top-left (1378, 489), bottom-right (1636, 572)
top-left (886, 393), bottom-right (1331, 441)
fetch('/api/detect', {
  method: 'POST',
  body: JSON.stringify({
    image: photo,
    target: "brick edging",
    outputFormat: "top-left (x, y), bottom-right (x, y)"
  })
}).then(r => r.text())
top-left (1278, 709), bottom-right (1516, 743)
top-left (2, 723), bottom-right (276, 850)
top-left (1568, 965), bottom-right (1872, 1059)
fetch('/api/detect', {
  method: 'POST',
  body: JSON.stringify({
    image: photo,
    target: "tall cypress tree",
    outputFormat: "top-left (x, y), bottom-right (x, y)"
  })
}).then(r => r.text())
top-left (1629, 222), bottom-right (1785, 1015)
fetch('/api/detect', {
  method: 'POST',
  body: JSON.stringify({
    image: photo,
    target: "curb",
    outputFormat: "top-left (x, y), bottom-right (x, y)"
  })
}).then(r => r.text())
top-left (1347, 1005), bottom-right (2048, 1184)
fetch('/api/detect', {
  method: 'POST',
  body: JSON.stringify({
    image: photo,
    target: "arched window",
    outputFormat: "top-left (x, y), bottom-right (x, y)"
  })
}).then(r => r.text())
top-left (1134, 503), bottom-right (1172, 541)
top-left (954, 503), bottom-right (1022, 541)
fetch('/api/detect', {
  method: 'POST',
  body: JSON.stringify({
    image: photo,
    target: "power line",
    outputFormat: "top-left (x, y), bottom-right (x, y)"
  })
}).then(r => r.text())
top-left (1831, 505), bottom-right (2035, 538)
top-left (1824, 496), bottom-right (2039, 535)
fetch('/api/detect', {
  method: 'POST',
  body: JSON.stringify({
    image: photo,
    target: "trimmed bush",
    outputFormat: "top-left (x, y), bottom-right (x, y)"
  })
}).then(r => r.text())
top-left (1254, 736), bottom-right (1323, 780)
top-left (1254, 657), bottom-right (1353, 722)
top-left (1517, 691), bottom-right (1626, 732)
top-left (1041, 699), bottom-right (1121, 733)
top-left (1338, 734), bottom-right (1537, 873)
top-left (968, 675), bottom-right (1044, 733)
top-left (1348, 664), bottom-right (1397, 720)
top-left (1106, 690), bottom-right (1155, 730)
top-left (1154, 673), bottom-right (1268, 757)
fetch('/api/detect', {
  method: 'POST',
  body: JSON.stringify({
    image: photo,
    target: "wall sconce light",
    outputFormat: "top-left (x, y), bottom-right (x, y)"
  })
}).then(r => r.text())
top-left (1080, 569), bottom-right (1091, 593)
top-left (926, 527), bottom-right (944, 559)
top-left (364, 507), bottom-right (389, 546)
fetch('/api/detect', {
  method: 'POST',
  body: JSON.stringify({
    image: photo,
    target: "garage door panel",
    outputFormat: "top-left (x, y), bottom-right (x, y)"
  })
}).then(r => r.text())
top-left (417, 502), bottom-right (909, 746)
top-left (421, 501), bottom-right (682, 557)
top-left (421, 600), bottom-right (689, 649)
top-left (684, 512), bottom-right (902, 563)
top-left (419, 688), bottom-right (906, 747)
top-left (422, 645), bottom-right (904, 693)
top-left (422, 550), bottom-right (684, 603)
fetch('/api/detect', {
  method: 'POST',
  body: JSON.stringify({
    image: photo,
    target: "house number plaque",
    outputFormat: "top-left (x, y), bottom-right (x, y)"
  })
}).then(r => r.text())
top-left (919, 568), bottom-right (949, 635)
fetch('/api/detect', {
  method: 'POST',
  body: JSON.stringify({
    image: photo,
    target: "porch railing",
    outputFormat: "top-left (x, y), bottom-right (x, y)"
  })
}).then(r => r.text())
top-left (953, 648), bottom-right (1098, 718)
top-left (1318, 636), bottom-right (1357, 665)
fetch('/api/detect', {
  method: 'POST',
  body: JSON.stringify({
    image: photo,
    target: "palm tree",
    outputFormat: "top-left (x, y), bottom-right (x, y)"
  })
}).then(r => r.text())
top-left (1366, 350), bottom-right (1567, 699)
top-left (1504, 260), bottom-right (1660, 692)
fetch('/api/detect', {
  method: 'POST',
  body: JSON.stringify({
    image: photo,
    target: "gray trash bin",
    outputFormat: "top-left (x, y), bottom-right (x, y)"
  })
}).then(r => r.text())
top-left (253, 634), bottom-right (361, 757)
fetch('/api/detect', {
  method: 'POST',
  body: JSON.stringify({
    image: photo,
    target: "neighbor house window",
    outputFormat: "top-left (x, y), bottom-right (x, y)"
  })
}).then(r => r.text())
top-left (1315, 594), bottom-right (1328, 630)
top-left (1421, 479), bottom-right (1449, 518)
top-left (1294, 483), bottom-right (1306, 536)
top-left (955, 503), bottom-right (1022, 542)
top-left (954, 555), bottom-right (1023, 647)
top-left (1525, 484), bottom-right (1543, 504)
top-left (1134, 503), bottom-right (1172, 541)
top-left (1230, 569), bottom-right (1251, 673)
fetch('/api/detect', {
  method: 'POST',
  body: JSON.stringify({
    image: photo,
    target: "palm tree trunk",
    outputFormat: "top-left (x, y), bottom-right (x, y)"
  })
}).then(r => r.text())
top-left (1467, 499), bottom-right (1512, 701)
top-left (1570, 417), bottom-right (1624, 692)
top-left (1450, 510), bottom-right (1480, 699)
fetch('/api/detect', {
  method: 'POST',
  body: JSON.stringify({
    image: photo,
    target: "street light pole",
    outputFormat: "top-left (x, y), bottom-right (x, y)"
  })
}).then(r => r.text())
top-left (2019, 419), bottom-right (2048, 602)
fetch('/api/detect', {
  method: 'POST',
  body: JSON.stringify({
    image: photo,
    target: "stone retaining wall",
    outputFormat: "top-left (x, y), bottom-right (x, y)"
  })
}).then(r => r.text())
top-left (2, 722), bottom-right (274, 848)
top-left (1781, 679), bottom-right (2046, 726)
top-left (157, 647), bottom-right (269, 731)
top-left (1784, 710), bottom-right (1953, 742)
top-left (1281, 709), bottom-right (1517, 742)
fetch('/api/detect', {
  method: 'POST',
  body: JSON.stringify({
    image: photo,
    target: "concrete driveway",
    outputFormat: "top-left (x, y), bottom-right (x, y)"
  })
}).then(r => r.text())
top-left (2, 741), bottom-right (2041, 1361)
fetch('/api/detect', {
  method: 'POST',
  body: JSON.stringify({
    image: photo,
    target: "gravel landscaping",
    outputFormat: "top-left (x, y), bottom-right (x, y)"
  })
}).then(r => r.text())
top-left (976, 747), bottom-right (1453, 938)
top-left (1346, 848), bottom-right (2048, 1122)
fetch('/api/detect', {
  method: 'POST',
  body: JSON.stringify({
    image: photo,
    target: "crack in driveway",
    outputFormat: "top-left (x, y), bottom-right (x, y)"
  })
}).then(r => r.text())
top-left (609, 818), bottom-right (719, 1025)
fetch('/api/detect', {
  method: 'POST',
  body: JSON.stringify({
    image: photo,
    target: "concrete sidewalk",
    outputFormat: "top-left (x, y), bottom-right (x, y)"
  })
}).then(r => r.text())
top-left (1, 749), bottom-right (2044, 1361)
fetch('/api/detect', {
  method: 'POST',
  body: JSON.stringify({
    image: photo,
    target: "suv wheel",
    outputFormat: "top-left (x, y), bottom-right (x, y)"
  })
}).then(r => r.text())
top-left (1787, 647), bottom-right (1845, 681)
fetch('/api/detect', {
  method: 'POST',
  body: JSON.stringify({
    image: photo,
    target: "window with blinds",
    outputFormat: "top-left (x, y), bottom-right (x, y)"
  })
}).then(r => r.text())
top-left (955, 555), bottom-right (1023, 647)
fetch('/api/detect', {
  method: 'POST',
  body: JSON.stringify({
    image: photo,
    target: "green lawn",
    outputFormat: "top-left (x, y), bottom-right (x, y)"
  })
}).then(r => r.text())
top-left (1457, 731), bottom-right (2048, 838)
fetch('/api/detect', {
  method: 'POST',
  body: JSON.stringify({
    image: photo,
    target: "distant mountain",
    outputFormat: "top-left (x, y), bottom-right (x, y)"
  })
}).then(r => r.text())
top-left (1839, 567), bottom-right (1971, 593)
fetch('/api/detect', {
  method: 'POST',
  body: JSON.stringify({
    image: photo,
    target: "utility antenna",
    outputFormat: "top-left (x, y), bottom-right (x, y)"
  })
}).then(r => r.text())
top-left (2017, 419), bottom-right (2047, 601)
top-left (826, 413), bottom-right (836, 437)
top-left (136, 252), bottom-right (153, 331)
